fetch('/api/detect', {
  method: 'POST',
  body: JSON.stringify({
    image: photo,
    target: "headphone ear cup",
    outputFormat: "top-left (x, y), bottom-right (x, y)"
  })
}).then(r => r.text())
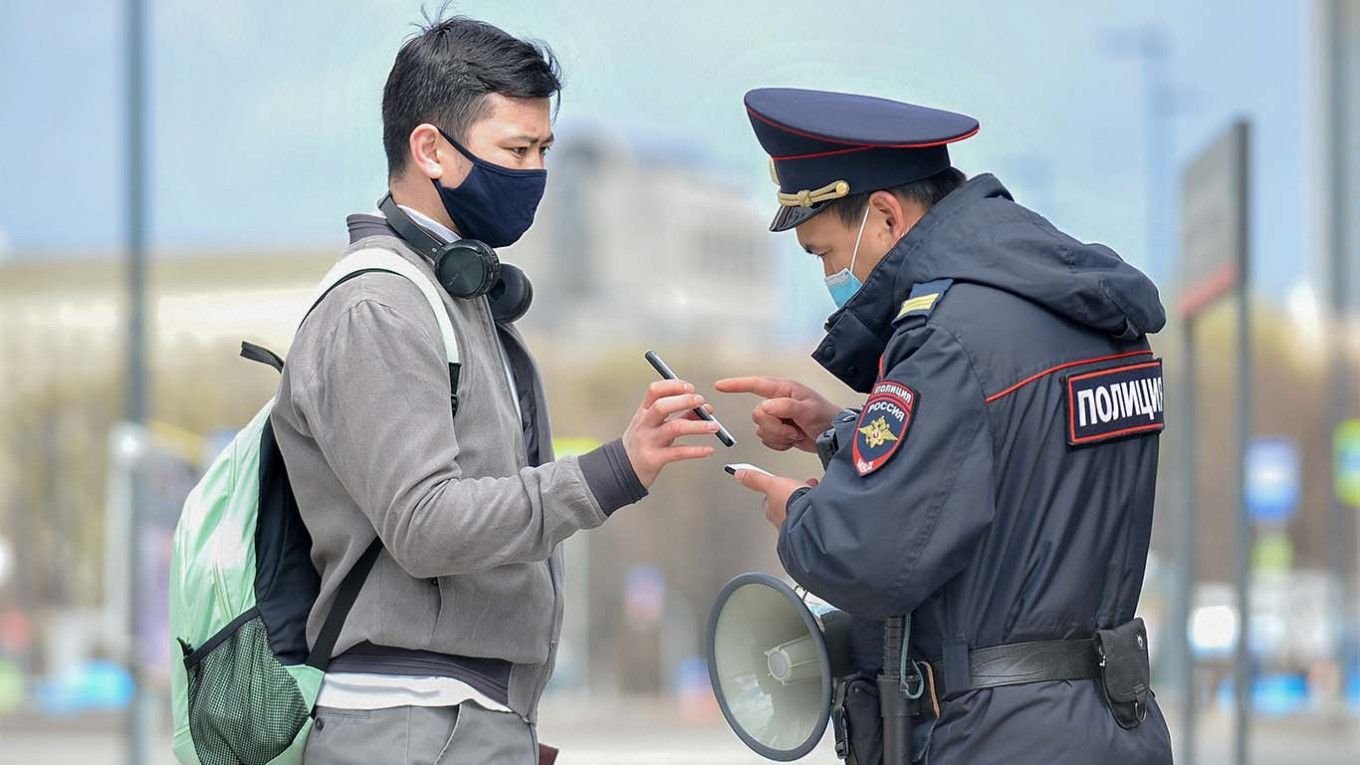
top-left (489, 264), bottom-right (535, 325)
top-left (435, 240), bottom-right (501, 299)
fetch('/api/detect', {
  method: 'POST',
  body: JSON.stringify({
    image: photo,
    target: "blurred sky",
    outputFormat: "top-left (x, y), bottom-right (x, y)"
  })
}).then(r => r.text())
top-left (0, 0), bottom-right (1312, 294)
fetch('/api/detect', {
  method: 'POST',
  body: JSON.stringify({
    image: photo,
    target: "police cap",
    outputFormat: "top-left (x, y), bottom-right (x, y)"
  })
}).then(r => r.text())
top-left (745, 87), bottom-right (979, 231)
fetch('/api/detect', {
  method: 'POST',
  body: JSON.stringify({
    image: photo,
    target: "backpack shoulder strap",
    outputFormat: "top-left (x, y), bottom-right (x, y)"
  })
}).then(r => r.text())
top-left (306, 538), bottom-right (382, 671)
top-left (313, 247), bottom-right (461, 366)
top-left (237, 262), bottom-right (401, 374)
top-left (300, 248), bottom-right (464, 669)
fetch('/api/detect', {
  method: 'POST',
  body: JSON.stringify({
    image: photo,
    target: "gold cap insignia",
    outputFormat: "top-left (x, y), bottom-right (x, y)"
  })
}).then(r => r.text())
top-left (776, 179), bottom-right (850, 208)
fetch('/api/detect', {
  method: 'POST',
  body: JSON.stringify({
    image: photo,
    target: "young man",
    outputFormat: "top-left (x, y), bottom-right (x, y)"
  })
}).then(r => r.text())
top-left (722, 88), bottom-right (1173, 763)
top-left (271, 18), bottom-right (717, 763)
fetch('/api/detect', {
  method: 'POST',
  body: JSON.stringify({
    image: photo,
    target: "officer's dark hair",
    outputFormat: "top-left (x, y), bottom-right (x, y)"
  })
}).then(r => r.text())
top-left (382, 11), bottom-right (563, 177)
top-left (825, 167), bottom-right (967, 225)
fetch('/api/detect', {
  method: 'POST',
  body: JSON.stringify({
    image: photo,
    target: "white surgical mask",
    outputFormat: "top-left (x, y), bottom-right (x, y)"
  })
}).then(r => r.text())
top-left (824, 205), bottom-right (872, 308)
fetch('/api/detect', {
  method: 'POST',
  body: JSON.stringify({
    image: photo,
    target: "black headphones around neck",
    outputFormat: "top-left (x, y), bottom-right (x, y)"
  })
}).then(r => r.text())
top-left (378, 194), bottom-right (533, 324)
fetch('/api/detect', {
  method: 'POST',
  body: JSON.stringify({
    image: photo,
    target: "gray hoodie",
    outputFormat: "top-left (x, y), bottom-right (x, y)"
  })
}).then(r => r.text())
top-left (270, 219), bottom-right (645, 721)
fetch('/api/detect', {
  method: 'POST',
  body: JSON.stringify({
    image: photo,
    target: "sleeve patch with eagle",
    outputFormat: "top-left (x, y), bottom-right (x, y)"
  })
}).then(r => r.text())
top-left (852, 381), bottom-right (919, 476)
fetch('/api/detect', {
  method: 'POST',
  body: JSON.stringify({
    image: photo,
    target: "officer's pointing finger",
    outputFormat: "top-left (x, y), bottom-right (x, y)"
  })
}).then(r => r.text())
top-left (715, 376), bottom-right (787, 400)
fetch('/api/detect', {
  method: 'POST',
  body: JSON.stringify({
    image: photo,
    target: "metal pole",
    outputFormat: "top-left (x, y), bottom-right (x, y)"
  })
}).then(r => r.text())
top-left (1176, 320), bottom-right (1197, 764)
top-left (1123, 26), bottom-right (1193, 751)
top-left (124, 0), bottom-right (150, 762)
top-left (1230, 119), bottom-right (1253, 765)
top-left (1142, 29), bottom-right (1173, 285)
top-left (1099, 26), bottom-right (1175, 283)
top-left (1326, 0), bottom-right (1358, 712)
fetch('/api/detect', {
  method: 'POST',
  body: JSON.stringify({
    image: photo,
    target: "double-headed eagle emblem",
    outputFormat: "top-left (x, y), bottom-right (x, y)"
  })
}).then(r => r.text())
top-left (857, 416), bottom-right (899, 449)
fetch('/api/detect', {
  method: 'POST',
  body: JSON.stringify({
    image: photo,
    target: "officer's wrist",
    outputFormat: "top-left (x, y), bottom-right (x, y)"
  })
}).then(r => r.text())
top-left (815, 427), bottom-right (839, 469)
top-left (816, 409), bottom-right (861, 468)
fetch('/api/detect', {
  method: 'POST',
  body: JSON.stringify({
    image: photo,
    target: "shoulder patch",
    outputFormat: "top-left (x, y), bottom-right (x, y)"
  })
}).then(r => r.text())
top-left (893, 278), bottom-right (953, 324)
top-left (1065, 359), bottom-right (1165, 447)
top-left (853, 380), bottom-right (919, 476)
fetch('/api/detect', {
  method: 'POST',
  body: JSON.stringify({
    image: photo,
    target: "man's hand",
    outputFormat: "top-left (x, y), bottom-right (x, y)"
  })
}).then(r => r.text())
top-left (715, 376), bottom-right (841, 453)
top-left (623, 379), bottom-right (719, 488)
top-left (729, 468), bottom-right (818, 529)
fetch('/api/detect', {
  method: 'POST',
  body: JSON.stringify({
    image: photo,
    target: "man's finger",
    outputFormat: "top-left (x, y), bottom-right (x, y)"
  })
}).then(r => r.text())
top-left (644, 379), bottom-right (694, 407)
top-left (647, 393), bottom-right (705, 424)
top-left (659, 444), bottom-right (715, 463)
top-left (663, 418), bottom-right (720, 441)
top-left (680, 403), bottom-right (717, 421)
top-left (715, 376), bottom-right (788, 400)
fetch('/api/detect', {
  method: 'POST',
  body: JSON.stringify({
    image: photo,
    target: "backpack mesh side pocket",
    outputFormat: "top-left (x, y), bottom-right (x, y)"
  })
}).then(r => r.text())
top-left (184, 611), bottom-right (309, 765)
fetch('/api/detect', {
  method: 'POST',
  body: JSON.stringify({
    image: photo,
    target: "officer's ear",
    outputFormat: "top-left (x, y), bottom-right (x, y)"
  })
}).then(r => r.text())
top-left (868, 190), bottom-right (919, 244)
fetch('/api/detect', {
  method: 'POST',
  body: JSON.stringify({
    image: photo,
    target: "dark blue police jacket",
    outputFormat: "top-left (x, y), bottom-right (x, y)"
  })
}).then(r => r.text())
top-left (782, 174), bottom-right (1173, 763)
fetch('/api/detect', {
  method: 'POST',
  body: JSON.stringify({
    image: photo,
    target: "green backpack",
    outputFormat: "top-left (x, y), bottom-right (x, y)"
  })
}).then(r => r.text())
top-left (169, 248), bottom-right (461, 765)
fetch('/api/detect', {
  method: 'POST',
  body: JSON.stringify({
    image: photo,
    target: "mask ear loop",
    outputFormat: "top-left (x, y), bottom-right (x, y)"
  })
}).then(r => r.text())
top-left (848, 203), bottom-right (871, 275)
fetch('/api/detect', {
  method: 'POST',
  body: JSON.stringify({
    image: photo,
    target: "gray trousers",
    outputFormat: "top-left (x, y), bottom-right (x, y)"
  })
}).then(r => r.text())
top-left (303, 703), bottom-right (537, 765)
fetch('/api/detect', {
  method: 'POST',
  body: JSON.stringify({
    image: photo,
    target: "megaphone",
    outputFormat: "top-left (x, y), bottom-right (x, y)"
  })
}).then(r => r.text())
top-left (706, 572), bottom-right (852, 761)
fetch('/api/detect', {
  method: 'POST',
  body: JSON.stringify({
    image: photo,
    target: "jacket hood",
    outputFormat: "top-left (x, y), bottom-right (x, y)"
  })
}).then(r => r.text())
top-left (890, 173), bottom-right (1165, 339)
top-left (814, 174), bottom-right (1165, 391)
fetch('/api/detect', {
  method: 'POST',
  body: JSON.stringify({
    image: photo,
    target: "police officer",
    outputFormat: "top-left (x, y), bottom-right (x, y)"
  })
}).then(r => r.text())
top-left (721, 88), bottom-right (1173, 763)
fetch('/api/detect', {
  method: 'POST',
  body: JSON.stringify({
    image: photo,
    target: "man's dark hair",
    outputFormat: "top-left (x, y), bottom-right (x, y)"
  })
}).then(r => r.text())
top-left (823, 167), bottom-right (967, 225)
top-left (382, 14), bottom-right (563, 177)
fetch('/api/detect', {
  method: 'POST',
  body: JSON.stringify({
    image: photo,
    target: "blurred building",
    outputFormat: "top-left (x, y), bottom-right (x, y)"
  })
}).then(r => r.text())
top-left (507, 133), bottom-right (780, 349)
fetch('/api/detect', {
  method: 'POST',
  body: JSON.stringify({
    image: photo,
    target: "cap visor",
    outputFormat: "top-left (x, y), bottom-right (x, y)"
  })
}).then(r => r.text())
top-left (769, 202), bottom-right (828, 232)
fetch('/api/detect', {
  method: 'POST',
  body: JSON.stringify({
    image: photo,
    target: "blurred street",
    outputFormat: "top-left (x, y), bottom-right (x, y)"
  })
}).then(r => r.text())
top-left (2, 701), bottom-right (1358, 764)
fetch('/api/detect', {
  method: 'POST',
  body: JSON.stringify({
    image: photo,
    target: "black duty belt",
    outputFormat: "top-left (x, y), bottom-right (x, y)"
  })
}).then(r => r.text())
top-left (927, 637), bottom-right (1101, 699)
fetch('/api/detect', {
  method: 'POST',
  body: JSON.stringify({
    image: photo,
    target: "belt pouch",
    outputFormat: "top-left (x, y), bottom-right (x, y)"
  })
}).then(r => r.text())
top-left (1094, 618), bottom-right (1151, 729)
top-left (833, 673), bottom-right (883, 764)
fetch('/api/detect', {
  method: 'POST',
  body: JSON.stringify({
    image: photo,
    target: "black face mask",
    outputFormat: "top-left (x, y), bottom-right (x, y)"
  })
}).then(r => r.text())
top-left (433, 128), bottom-right (547, 248)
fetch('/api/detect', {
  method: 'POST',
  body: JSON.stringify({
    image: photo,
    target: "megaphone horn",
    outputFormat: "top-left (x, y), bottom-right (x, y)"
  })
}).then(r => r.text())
top-left (706, 572), bottom-right (852, 761)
